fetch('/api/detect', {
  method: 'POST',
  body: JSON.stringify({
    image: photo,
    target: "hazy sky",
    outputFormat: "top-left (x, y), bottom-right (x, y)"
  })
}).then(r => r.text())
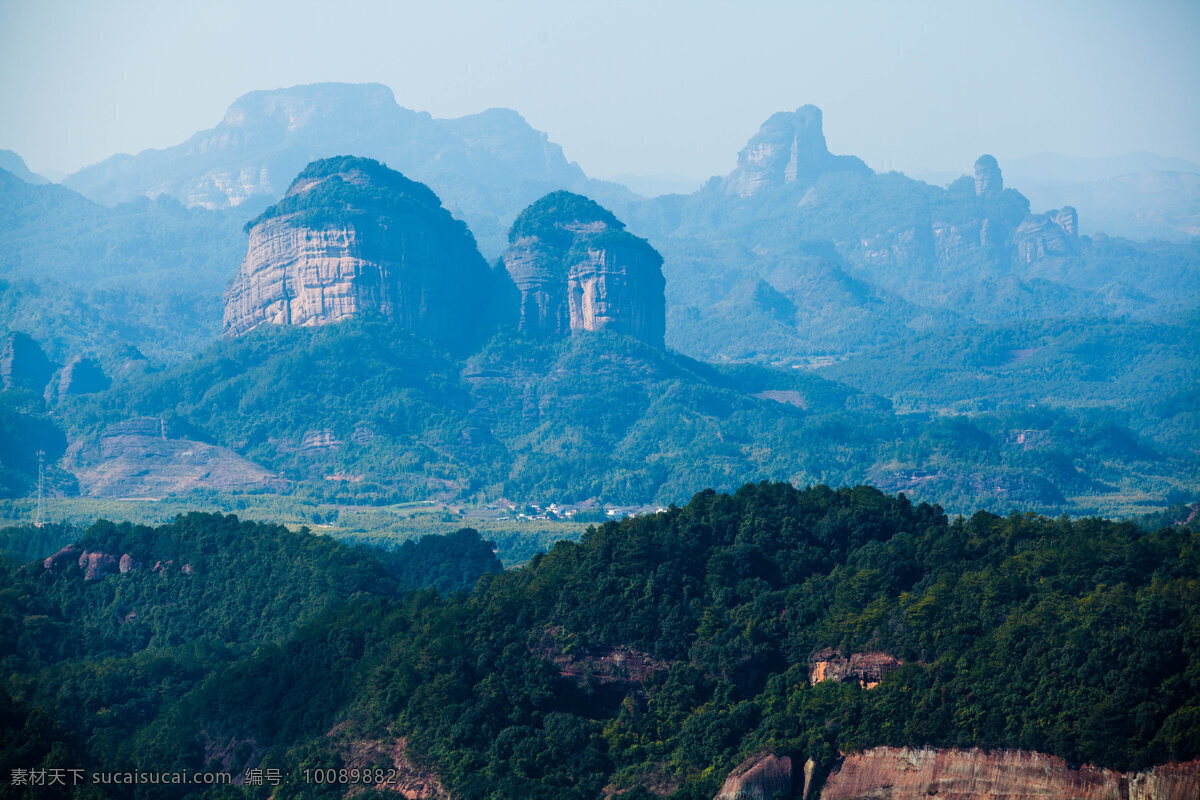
top-left (2, 0), bottom-right (1198, 182)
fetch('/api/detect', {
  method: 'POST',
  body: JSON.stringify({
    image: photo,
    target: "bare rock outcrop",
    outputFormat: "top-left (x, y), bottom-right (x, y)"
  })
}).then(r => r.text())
top-left (43, 544), bottom-right (81, 571)
top-left (500, 191), bottom-right (665, 347)
top-left (1015, 206), bottom-right (1080, 263)
top-left (223, 156), bottom-right (494, 350)
top-left (1, 332), bottom-right (57, 393)
top-left (974, 154), bottom-right (1003, 196)
top-left (1130, 762), bottom-right (1200, 800)
top-left (809, 649), bottom-right (902, 689)
top-left (53, 355), bottom-right (110, 400)
top-left (502, 236), bottom-right (572, 338)
top-left (714, 753), bottom-right (793, 800)
top-left (724, 105), bottom-right (871, 197)
top-left (533, 633), bottom-right (669, 687)
top-left (78, 551), bottom-right (118, 581)
top-left (819, 747), bottom-right (1200, 800)
top-left (329, 727), bottom-right (450, 800)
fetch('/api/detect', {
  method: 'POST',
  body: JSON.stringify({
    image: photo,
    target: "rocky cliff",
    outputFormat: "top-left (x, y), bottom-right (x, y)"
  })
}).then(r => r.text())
top-left (1014, 205), bottom-right (1080, 263)
top-left (1, 331), bottom-right (57, 393)
top-left (500, 191), bottom-right (666, 347)
top-left (223, 156), bottom-right (494, 349)
top-left (714, 753), bottom-right (793, 800)
top-left (723, 105), bottom-right (871, 197)
top-left (818, 747), bottom-right (1200, 800)
top-left (974, 154), bottom-right (1004, 196)
top-left (52, 355), bottom-right (110, 401)
top-left (808, 649), bottom-right (902, 689)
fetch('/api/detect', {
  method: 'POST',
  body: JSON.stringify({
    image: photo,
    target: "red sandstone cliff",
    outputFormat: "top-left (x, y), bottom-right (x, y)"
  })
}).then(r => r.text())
top-left (817, 747), bottom-right (1199, 800)
top-left (222, 157), bottom-right (494, 350)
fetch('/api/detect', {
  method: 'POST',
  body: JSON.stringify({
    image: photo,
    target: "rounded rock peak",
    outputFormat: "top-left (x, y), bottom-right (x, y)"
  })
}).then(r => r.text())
top-left (224, 156), bottom-right (491, 347)
top-left (973, 154), bottom-right (1003, 196)
top-left (793, 104), bottom-right (823, 127)
top-left (508, 190), bottom-right (624, 247)
top-left (285, 156), bottom-right (437, 201)
top-left (244, 156), bottom-right (447, 233)
top-left (758, 104), bottom-right (825, 141)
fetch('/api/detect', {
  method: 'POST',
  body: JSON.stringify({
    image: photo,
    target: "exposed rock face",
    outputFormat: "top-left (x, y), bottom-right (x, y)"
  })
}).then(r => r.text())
top-left (502, 237), bottom-right (572, 338)
top-left (533, 634), bottom-right (670, 687)
top-left (67, 417), bottom-right (285, 498)
top-left (54, 355), bottom-right (110, 400)
top-left (713, 753), bottom-right (792, 800)
top-left (1054, 205), bottom-right (1079, 236)
top-left (331, 731), bottom-right (450, 800)
top-left (78, 551), bottom-right (118, 581)
top-left (44, 544), bottom-right (81, 571)
top-left (1130, 762), bottom-right (1200, 800)
top-left (1015, 206), bottom-right (1080, 263)
top-left (223, 157), bottom-right (494, 350)
top-left (974, 154), bottom-right (1003, 196)
top-left (809, 649), bottom-right (902, 689)
top-left (724, 105), bottom-right (871, 197)
top-left (299, 429), bottom-right (342, 451)
top-left (819, 747), bottom-right (1200, 800)
top-left (932, 220), bottom-right (984, 264)
top-left (500, 191), bottom-right (665, 347)
top-left (1, 332), bottom-right (57, 393)
top-left (118, 553), bottom-right (139, 573)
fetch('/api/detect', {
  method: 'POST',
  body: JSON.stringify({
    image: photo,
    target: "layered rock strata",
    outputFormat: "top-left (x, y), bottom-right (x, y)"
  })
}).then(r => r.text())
top-left (223, 156), bottom-right (493, 350)
top-left (819, 747), bottom-right (1200, 800)
top-left (500, 191), bottom-right (666, 347)
top-left (1015, 206), bottom-right (1080, 263)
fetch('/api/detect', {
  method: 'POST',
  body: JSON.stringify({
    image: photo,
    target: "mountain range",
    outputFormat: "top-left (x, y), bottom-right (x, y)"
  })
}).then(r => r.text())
top-left (1, 82), bottom-right (1199, 800)
top-left (1, 82), bottom-right (1197, 519)
top-left (60, 82), bottom-right (634, 259)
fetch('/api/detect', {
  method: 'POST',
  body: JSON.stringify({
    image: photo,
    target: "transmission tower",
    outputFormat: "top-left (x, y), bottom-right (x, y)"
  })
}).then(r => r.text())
top-left (35, 450), bottom-right (45, 527)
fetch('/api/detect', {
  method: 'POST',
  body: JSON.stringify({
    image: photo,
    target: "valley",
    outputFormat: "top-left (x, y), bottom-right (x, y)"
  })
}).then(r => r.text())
top-left (1, 60), bottom-right (1198, 800)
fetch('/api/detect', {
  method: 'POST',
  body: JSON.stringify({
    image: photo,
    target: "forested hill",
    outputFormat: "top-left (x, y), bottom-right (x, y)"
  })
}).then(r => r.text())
top-left (53, 318), bottom-right (1196, 516)
top-left (3, 483), bottom-right (1195, 799)
top-left (0, 512), bottom-right (501, 799)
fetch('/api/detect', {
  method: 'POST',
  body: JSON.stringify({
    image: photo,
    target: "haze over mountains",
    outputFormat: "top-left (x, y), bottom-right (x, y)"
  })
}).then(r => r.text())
top-left (1, 75), bottom-right (1199, 800)
top-left (60, 82), bottom-right (634, 259)
top-left (1, 81), bottom-right (1198, 519)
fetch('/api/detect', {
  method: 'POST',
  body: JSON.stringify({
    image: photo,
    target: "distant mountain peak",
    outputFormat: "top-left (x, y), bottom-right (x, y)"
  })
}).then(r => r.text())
top-left (724, 105), bottom-right (871, 197)
top-left (61, 82), bottom-right (603, 256)
top-left (220, 82), bottom-right (400, 128)
top-left (0, 150), bottom-right (50, 185)
top-left (974, 154), bottom-right (1003, 196)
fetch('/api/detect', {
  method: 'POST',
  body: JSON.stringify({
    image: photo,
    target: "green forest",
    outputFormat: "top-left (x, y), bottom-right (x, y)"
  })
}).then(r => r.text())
top-left (31, 317), bottom-right (1188, 517)
top-left (1, 483), bottom-right (1196, 799)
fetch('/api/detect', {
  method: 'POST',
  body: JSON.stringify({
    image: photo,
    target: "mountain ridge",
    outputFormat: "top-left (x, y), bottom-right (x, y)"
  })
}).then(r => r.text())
top-left (61, 82), bottom-right (633, 258)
